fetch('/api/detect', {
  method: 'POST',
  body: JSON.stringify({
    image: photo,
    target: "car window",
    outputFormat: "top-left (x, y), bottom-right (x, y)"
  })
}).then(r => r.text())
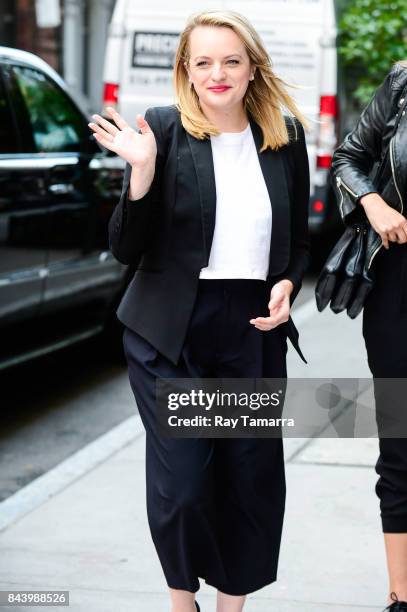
top-left (0, 70), bottom-right (18, 154)
top-left (11, 66), bottom-right (86, 153)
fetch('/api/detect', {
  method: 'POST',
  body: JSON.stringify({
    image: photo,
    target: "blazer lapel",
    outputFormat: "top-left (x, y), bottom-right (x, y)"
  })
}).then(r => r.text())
top-left (186, 131), bottom-right (216, 267)
top-left (249, 117), bottom-right (291, 276)
top-left (186, 114), bottom-right (290, 273)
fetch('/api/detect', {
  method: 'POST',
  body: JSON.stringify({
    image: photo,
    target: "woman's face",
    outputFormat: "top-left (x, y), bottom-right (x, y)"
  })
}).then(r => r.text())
top-left (185, 25), bottom-right (255, 115)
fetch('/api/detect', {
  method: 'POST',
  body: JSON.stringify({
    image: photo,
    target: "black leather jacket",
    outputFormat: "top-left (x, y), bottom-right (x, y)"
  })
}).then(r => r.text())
top-left (331, 62), bottom-right (407, 271)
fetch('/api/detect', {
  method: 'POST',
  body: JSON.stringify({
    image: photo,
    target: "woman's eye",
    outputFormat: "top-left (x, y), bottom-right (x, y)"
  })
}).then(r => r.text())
top-left (195, 60), bottom-right (240, 67)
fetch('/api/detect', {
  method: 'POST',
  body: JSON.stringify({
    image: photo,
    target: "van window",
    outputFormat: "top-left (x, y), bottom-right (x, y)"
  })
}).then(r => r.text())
top-left (11, 66), bottom-right (86, 153)
top-left (0, 70), bottom-right (18, 154)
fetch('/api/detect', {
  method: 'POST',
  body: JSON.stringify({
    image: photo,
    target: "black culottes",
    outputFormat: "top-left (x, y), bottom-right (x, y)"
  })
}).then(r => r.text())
top-left (363, 243), bottom-right (407, 533)
top-left (122, 278), bottom-right (288, 594)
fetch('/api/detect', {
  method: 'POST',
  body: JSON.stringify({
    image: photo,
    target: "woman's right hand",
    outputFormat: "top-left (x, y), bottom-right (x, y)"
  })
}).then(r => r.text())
top-left (360, 192), bottom-right (407, 249)
top-left (88, 107), bottom-right (157, 170)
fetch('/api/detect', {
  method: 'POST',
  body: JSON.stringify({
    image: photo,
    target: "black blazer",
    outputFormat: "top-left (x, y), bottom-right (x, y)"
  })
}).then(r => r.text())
top-left (108, 105), bottom-right (310, 365)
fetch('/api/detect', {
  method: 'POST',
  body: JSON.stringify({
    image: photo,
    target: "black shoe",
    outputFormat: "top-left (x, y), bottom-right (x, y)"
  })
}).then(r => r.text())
top-left (195, 602), bottom-right (200, 612)
top-left (384, 593), bottom-right (407, 611)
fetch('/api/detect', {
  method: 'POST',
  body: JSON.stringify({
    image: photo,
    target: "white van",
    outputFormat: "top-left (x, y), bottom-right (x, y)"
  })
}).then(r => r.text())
top-left (103, 0), bottom-right (347, 240)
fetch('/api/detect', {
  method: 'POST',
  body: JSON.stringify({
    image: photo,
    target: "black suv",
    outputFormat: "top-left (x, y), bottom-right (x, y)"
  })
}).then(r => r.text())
top-left (0, 46), bottom-right (130, 370)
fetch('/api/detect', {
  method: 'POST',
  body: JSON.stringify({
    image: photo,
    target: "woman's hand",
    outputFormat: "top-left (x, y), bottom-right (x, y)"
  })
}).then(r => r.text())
top-left (249, 280), bottom-right (293, 331)
top-left (360, 193), bottom-right (407, 249)
top-left (88, 107), bottom-right (157, 170)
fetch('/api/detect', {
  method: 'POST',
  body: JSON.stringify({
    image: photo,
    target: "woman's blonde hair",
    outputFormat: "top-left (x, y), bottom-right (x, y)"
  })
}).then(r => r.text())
top-left (173, 9), bottom-right (309, 151)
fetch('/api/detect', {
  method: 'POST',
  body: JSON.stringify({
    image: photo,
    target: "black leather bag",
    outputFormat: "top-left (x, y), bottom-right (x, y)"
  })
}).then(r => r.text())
top-left (315, 82), bottom-right (407, 318)
top-left (315, 221), bottom-right (373, 318)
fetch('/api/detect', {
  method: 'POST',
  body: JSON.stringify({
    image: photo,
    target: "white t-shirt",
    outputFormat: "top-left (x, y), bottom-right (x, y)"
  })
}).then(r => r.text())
top-left (199, 122), bottom-right (272, 280)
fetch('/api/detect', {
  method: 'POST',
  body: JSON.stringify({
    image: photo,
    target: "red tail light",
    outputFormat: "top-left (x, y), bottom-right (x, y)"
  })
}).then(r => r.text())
top-left (317, 95), bottom-right (338, 169)
top-left (316, 154), bottom-right (333, 169)
top-left (103, 82), bottom-right (119, 107)
top-left (320, 95), bottom-right (337, 117)
top-left (313, 200), bottom-right (325, 213)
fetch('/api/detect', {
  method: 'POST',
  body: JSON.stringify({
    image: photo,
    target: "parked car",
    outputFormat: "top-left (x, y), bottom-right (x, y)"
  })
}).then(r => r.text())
top-left (103, 0), bottom-right (354, 252)
top-left (0, 46), bottom-right (130, 370)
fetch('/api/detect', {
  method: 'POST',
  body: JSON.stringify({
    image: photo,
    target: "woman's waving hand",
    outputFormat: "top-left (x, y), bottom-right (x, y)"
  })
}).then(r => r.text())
top-left (89, 107), bottom-right (158, 201)
top-left (88, 106), bottom-right (157, 168)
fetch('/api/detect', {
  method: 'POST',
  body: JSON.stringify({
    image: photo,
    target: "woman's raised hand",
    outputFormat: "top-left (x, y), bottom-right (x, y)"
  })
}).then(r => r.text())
top-left (88, 107), bottom-right (157, 169)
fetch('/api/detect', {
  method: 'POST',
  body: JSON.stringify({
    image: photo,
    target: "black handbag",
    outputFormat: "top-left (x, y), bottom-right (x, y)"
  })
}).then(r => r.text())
top-left (315, 82), bottom-right (407, 318)
top-left (315, 221), bottom-right (373, 318)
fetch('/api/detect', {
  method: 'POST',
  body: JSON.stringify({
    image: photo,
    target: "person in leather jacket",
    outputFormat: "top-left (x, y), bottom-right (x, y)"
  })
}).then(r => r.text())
top-left (331, 61), bottom-right (407, 611)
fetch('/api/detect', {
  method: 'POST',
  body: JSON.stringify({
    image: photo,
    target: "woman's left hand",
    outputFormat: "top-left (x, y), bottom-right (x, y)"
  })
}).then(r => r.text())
top-left (249, 280), bottom-right (293, 331)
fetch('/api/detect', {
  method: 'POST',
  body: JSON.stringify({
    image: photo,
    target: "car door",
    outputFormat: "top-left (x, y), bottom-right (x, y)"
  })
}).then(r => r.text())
top-left (0, 64), bottom-right (47, 365)
top-left (5, 61), bottom-right (123, 338)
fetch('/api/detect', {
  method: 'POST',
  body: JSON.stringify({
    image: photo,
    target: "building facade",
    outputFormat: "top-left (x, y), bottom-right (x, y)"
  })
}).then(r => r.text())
top-left (0, 0), bottom-right (115, 114)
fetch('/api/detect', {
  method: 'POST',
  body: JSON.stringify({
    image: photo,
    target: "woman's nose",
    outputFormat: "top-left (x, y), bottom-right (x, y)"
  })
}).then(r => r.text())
top-left (211, 64), bottom-right (227, 80)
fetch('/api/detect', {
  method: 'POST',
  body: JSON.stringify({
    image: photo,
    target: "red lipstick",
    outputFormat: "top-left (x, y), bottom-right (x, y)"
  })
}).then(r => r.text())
top-left (208, 86), bottom-right (231, 93)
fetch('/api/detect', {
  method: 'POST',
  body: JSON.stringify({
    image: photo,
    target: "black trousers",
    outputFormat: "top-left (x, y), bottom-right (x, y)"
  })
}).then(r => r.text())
top-left (122, 278), bottom-right (287, 595)
top-left (363, 243), bottom-right (407, 533)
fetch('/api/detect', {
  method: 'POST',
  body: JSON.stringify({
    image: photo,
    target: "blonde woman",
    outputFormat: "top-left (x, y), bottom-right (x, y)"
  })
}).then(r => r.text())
top-left (89, 10), bottom-right (310, 612)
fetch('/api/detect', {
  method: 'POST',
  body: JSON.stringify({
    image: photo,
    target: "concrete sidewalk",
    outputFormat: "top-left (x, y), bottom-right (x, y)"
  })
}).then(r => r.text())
top-left (0, 303), bottom-right (389, 611)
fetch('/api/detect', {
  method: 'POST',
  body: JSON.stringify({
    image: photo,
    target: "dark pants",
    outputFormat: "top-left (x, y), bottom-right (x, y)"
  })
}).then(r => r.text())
top-left (122, 279), bottom-right (287, 594)
top-left (363, 243), bottom-right (407, 533)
